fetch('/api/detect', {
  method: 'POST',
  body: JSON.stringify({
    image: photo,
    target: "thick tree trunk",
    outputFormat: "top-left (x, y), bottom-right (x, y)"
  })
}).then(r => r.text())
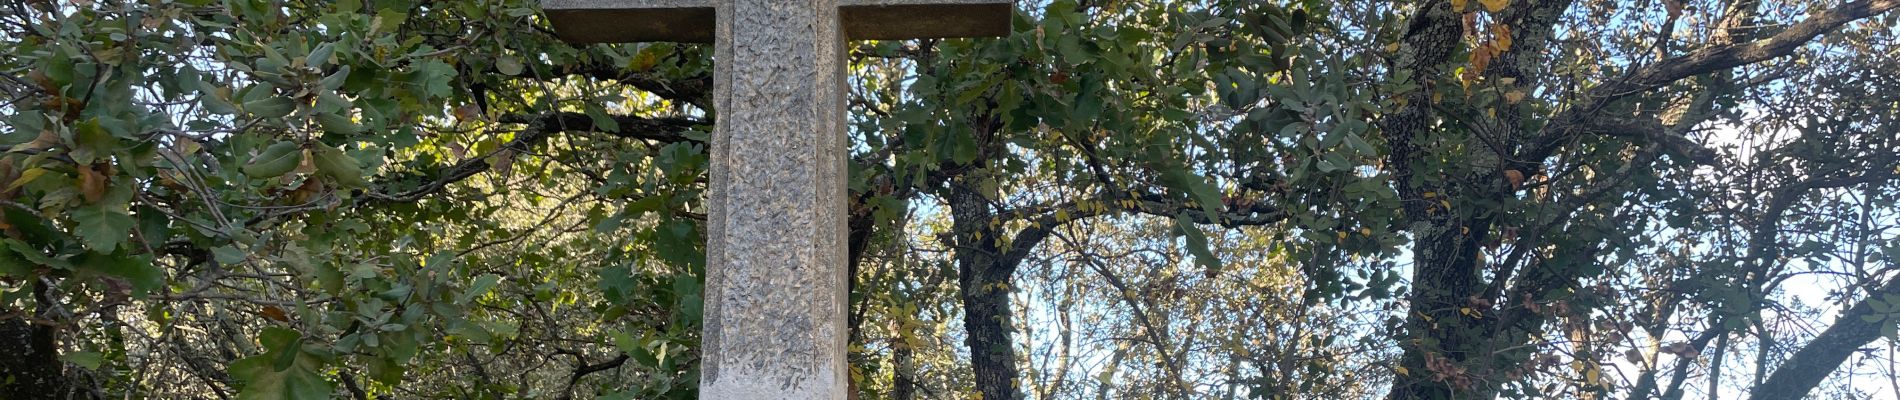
top-left (960, 270), bottom-right (1018, 400)
top-left (1387, 219), bottom-right (1494, 400)
top-left (1378, 1), bottom-right (1471, 398)
top-left (0, 313), bottom-right (69, 399)
top-left (1748, 278), bottom-right (1900, 400)
top-left (949, 182), bottom-right (1023, 400)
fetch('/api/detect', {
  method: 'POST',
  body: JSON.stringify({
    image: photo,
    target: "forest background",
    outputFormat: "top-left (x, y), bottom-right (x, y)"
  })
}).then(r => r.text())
top-left (1, 0), bottom-right (1899, 399)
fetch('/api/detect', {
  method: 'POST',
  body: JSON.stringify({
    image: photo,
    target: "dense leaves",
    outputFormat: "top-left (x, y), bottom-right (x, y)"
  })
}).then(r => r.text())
top-left (0, 0), bottom-right (1897, 399)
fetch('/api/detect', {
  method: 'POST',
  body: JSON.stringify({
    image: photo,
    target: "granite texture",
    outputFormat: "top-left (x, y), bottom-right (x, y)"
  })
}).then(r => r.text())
top-left (541, 0), bottom-right (1009, 398)
top-left (702, 0), bottom-right (850, 398)
top-left (543, 0), bottom-right (1011, 43)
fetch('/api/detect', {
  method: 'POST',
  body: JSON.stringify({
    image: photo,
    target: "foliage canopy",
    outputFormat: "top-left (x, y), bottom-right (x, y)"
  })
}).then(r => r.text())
top-left (0, 0), bottom-right (1897, 399)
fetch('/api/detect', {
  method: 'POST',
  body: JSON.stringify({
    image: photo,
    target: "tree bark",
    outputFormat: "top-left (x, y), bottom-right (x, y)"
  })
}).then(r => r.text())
top-left (1748, 278), bottom-right (1900, 400)
top-left (0, 284), bottom-right (74, 400)
top-left (949, 180), bottom-right (1024, 400)
top-left (891, 338), bottom-right (917, 400)
top-left (1378, 1), bottom-right (1470, 398)
top-left (1376, 1), bottom-right (1900, 399)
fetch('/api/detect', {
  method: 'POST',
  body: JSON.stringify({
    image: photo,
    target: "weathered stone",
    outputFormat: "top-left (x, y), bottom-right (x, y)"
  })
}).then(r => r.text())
top-left (700, 0), bottom-right (849, 397)
top-left (542, 0), bottom-right (1010, 398)
top-left (543, 0), bottom-right (1011, 43)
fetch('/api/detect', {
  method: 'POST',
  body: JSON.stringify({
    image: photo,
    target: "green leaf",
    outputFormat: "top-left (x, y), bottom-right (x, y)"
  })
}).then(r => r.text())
top-left (460, 274), bottom-right (501, 304)
top-left (244, 96), bottom-right (298, 119)
top-left (63, 351), bottom-right (104, 370)
top-left (316, 262), bottom-right (344, 295)
top-left (230, 328), bottom-right (334, 400)
top-left (1166, 168), bottom-right (1224, 217)
top-left (306, 42), bottom-right (336, 68)
top-left (311, 145), bottom-right (366, 187)
top-left (0, 245), bottom-right (32, 277)
top-left (8, 168), bottom-right (48, 191)
top-left (79, 251), bottom-right (162, 297)
top-left (1173, 215), bottom-right (1221, 272)
top-left (599, 264), bottom-right (637, 304)
top-left (72, 119), bottom-right (119, 165)
top-left (412, 59), bottom-right (455, 99)
top-left (585, 104), bottom-right (620, 133)
top-left (5, 239), bottom-right (72, 270)
top-left (213, 245), bottom-right (249, 264)
top-left (618, 332), bottom-right (659, 367)
top-left (243, 141), bottom-right (304, 178)
top-left (71, 206), bottom-right (135, 253)
top-left (950, 131), bottom-right (978, 164)
top-left (1344, 132), bottom-right (1375, 155)
top-left (496, 55), bottom-right (524, 76)
top-left (671, 274), bottom-right (703, 324)
top-left (319, 66), bottom-right (351, 90)
top-left (315, 112), bottom-right (360, 135)
top-left (198, 80), bottom-right (239, 115)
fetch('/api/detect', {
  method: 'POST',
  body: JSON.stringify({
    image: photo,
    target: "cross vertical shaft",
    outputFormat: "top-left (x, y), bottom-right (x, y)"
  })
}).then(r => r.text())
top-left (701, 0), bottom-right (850, 398)
top-left (542, 0), bottom-right (1009, 397)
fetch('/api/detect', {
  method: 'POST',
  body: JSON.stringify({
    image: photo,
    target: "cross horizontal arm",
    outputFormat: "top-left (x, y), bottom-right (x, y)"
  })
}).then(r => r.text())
top-left (542, 0), bottom-right (1011, 43)
top-left (841, 0), bottom-right (1012, 40)
top-left (543, 0), bottom-right (716, 43)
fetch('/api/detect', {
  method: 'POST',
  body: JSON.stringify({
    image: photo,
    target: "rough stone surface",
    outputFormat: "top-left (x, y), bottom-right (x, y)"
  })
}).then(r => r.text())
top-left (541, 0), bottom-right (1009, 398)
top-left (543, 0), bottom-right (1010, 43)
top-left (702, 0), bottom-right (850, 398)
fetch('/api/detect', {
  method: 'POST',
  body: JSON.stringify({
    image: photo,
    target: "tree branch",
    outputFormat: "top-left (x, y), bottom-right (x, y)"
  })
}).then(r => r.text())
top-left (1574, 116), bottom-right (1718, 165)
top-left (1531, 0), bottom-right (1900, 158)
top-left (547, 62), bottom-right (713, 110)
top-left (1749, 277), bottom-right (1900, 400)
top-left (364, 112), bottom-right (704, 204)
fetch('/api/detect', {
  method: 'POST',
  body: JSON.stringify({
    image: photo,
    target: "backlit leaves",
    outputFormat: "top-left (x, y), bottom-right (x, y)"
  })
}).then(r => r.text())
top-left (229, 328), bottom-right (334, 400)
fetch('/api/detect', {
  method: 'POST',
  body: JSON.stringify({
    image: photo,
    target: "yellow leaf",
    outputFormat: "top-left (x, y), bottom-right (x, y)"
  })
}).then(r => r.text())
top-left (78, 164), bottom-right (105, 203)
top-left (23, 130), bottom-right (61, 151)
top-left (1470, 43), bottom-right (1495, 75)
top-left (1505, 169), bottom-right (1526, 188)
top-left (1451, 0), bottom-right (1468, 9)
top-left (1503, 90), bottom-right (1526, 104)
top-left (7, 168), bottom-right (47, 191)
top-left (1492, 23), bottom-right (1514, 49)
top-left (1481, 0), bottom-right (1510, 12)
top-left (1395, 366), bottom-right (1410, 376)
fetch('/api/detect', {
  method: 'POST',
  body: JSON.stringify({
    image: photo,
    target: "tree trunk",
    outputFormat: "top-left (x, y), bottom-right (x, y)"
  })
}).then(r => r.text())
top-left (1748, 278), bottom-right (1900, 400)
top-left (891, 338), bottom-right (917, 400)
top-left (0, 308), bottom-right (70, 399)
top-left (1387, 218), bottom-right (1494, 400)
top-left (949, 180), bottom-right (1022, 400)
top-left (961, 276), bottom-right (1017, 400)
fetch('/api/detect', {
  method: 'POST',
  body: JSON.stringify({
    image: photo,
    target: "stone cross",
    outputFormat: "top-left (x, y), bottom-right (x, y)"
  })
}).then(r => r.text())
top-left (542, 0), bottom-right (1010, 398)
